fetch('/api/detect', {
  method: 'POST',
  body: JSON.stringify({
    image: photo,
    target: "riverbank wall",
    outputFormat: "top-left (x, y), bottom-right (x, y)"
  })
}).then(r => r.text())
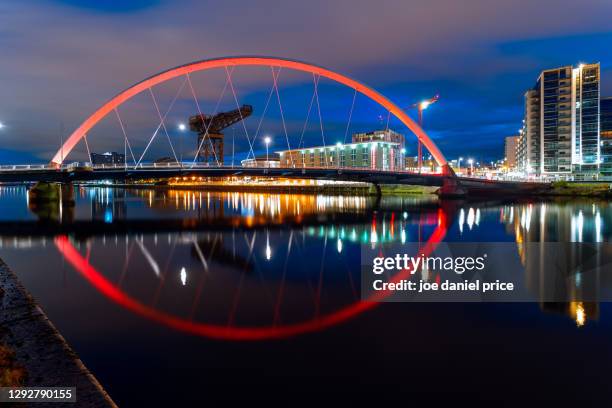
top-left (80, 182), bottom-right (437, 195)
top-left (0, 258), bottom-right (116, 407)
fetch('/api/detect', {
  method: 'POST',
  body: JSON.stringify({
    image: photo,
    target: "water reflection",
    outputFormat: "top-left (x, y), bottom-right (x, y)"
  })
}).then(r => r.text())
top-left (1, 186), bottom-right (611, 334)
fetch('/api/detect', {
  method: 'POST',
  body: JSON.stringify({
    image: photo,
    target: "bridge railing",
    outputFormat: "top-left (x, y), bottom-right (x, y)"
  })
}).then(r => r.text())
top-left (0, 164), bottom-right (53, 171)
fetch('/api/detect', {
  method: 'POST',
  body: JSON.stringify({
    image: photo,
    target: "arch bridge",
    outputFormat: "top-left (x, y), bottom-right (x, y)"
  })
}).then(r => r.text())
top-left (2, 56), bottom-right (548, 196)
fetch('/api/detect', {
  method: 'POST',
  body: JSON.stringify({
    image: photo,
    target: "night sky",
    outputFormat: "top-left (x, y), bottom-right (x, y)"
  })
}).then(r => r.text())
top-left (1, 0), bottom-right (612, 164)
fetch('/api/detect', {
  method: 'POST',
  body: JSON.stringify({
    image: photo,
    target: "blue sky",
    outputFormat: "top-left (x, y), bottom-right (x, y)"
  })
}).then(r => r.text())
top-left (1, 0), bottom-right (612, 164)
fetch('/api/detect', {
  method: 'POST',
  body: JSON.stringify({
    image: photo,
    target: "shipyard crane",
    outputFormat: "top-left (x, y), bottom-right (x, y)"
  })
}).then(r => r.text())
top-left (189, 105), bottom-right (253, 165)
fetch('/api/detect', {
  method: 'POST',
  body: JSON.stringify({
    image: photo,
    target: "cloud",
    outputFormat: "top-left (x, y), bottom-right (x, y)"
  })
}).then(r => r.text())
top-left (1, 0), bottom-right (612, 162)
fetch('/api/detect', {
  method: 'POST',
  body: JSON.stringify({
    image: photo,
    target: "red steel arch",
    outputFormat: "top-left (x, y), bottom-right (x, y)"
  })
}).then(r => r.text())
top-left (54, 209), bottom-right (448, 340)
top-left (51, 56), bottom-right (448, 167)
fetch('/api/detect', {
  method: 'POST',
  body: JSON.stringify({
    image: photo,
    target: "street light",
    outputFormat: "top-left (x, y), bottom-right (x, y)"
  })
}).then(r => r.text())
top-left (410, 94), bottom-right (439, 174)
top-left (468, 158), bottom-right (474, 174)
top-left (264, 136), bottom-right (271, 168)
top-left (177, 123), bottom-right (186, 165)
top-left (458, 157), bottom-right (463, 172)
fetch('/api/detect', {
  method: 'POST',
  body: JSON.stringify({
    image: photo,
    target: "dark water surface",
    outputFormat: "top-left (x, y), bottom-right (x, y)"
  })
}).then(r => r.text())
top-left (1, 185), bottom-right (611, 406)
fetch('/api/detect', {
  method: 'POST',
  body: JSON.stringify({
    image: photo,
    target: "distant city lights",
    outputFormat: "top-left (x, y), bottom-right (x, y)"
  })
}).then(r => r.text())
top-left (178, 123), bottom-right (186, 131)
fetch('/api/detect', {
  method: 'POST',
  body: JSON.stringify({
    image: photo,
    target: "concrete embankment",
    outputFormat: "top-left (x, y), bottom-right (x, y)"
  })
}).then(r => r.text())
top-left (81, 182), bottom-right (438, 195)
top-left (543, 181), bottom-right (612, 198)
top-left (0, 258), bottom-right (116, 407)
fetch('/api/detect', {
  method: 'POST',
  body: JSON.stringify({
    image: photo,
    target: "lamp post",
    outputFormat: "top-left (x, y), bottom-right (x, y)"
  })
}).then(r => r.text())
top-left (458, 157), bottom-right (463, 173)
top-left (178, 123), bottom-right (186, 166)
top-left (468, 158), bottom-right (474, 175)
top-left (264, 136), bottom-right (271, 168)
top-left (410, 95), bottom-right (439, 174)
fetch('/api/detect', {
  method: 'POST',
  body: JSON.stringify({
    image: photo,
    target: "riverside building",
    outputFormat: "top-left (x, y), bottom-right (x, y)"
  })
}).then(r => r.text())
top-left (601, 97), bottom-right (612, 178)
top-left (504, 135), bottom-right (519, 169)
top-left (277, 129), bottom-right (405, 171)
top-left (517, 63), bottom-right (601, 179)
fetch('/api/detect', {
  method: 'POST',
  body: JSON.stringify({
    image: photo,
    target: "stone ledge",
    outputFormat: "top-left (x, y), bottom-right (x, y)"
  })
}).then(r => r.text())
top-left (0, 258), bottom-right (117, 408)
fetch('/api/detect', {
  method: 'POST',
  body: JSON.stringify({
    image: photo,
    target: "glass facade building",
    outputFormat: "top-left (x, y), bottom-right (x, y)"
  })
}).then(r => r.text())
top-left (601, 97), bottom-right (612, 177)
top-left (518, 63), bottom-right (601, 178)
top-left (573, 64), bottom-right (600, 174)
top-left (518, 88), bottom-right (541, 174)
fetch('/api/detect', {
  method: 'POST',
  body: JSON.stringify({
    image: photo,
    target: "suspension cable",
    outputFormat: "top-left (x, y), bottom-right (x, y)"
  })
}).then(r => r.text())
top-left (135, 78), bottom-right (187, 168)
top-left (343, 89), bottom-right (357, 144)
top-left (313, 74), bottom-right (328, 167)
top-left (385, 110), bottom-right (391, 131)
top-left (297, 83), bottom-right (316, 150)
top-left (225, 66), bottom-right (256, 161)
top-left (271, 66), bottom-right (294, 167)
top-left (149, 87), bottom-right (180, 165)
top-left (114, 107), bottom-right (138, 165)
top-left (83, 133), bottom-right (91, 163)
top-left (252, 75), bottom-right (277, 152)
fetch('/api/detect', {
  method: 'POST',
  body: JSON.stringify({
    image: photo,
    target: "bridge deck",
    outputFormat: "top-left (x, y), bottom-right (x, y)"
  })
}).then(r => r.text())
top-left (0, 165), bottom-right (549, 195)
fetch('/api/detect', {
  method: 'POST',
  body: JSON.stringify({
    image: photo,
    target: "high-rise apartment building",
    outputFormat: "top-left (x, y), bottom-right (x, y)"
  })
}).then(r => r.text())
top-left (517, 63), bottom-right (601, 178)
top-left (504, 135), bottom-right (519, 169)
top-left (518, 89), bottom-right (541, 174)
top-left (601, 97), bottom-right (612, 177)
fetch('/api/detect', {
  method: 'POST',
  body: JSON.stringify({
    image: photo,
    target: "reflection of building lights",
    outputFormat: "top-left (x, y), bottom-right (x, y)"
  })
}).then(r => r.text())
top-left (467, 208), bottom-right (475, 230)
top-left (337, 238), bottom-right (343, 253)
top-left (458, 208), bottom-right (465, 234)
top-left (265, 244), bottom-right (272, 260)
top-left (571, 210), bottom-right (584, 243)
top-left (180, 267), bottom-right (187, 286)
top-left (265, 232), bottom-right (272, 261)
top-left (595, 211), bottom-right (602, 243)
top-left (574, 302), bottom-right (586, 327)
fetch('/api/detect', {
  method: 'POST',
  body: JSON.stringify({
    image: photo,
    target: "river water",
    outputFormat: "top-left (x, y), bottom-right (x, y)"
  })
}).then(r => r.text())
top-left (0, 185), bottom-right (611, 406)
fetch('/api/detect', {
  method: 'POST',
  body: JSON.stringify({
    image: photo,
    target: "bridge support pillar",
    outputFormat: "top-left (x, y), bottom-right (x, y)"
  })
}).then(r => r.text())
top-left (436, 164), bottom-right (467, 198)
top-left (28, 182), bottom-right (75, 222)
top-left (371, 183), bottom-right (382, 198)
top-left (29, 182), bottom-right (74, 203)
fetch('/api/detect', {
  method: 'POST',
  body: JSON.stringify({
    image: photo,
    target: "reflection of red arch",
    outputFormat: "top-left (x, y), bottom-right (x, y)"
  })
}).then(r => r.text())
top-left (51, 56), bottom-right (448, 167)
top-left (53, 210), bottom-right (447, 341)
